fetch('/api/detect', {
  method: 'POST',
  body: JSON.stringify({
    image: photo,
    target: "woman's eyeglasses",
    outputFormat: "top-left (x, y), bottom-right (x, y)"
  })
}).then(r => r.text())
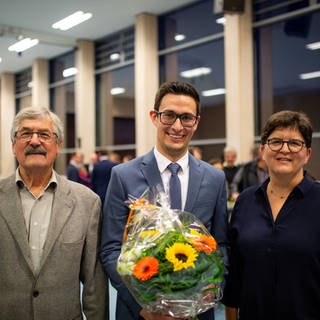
top-left (266, 138), bottom-right (305, 153)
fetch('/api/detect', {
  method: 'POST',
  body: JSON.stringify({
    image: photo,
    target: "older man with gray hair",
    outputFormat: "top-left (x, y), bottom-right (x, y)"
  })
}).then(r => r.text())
top-left (0, 107), bottom-right (108, 320)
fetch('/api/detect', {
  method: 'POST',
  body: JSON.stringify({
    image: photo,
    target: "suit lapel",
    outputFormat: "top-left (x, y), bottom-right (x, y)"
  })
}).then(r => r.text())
top-left (140, 150), bottom-right (163, 189)
top-left (185, 155), bottom-right (202, 212)
top-left (40, 177), bottom-right (74, 270)
top-left (0, 175), bottom-right (34, 272)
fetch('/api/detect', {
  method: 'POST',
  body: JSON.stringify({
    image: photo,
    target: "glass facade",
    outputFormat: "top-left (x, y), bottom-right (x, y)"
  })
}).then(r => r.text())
top-left (159, 0), bottom-right (226, 161)
top-left (49, 51), bottom-right (76, 173)
top-left (49, 51), bottom-right (75, 83)
top-left (254, 7), bottom-right (320, 177)
top-left (95, 28), bottom-right (134, 71)
top-left (158, 0), bottom-right (223, 50)
top-left (15, 68), bottom-right (32, 113)
top-left (95, 65), bottom-right (135, 158)
top-left (95, 27), bottom-right (135, 159)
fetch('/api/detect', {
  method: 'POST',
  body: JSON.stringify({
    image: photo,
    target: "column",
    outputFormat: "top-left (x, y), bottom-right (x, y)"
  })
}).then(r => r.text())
top-left (32, 58), bottom-right (49, 108)
top-left (224, 0), bottom-right (255, 162)
top-left (0, 73), bottom-right (16, 177)
top-left (135, 13), bottom-right (159, 156)
top-left (75, 40), bottom-right (95, 163)
top-left (99, 72), bottom-right (114, 147)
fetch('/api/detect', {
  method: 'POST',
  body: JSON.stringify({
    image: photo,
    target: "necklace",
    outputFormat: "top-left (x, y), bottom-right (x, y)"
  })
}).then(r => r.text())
top-left (269, 188), bottom-right (289, 200)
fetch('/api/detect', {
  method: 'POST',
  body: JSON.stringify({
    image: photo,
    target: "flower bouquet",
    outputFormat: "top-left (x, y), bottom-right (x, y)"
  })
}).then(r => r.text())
top-left (117, 187), bottom-right (224, 319)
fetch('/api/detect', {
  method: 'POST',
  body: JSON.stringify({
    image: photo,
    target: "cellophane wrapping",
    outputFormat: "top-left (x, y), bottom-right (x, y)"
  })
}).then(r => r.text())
top-left (117, 187), bottom-right (224, 319)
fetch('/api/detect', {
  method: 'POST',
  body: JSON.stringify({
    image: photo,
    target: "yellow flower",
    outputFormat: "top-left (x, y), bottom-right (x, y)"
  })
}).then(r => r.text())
top-left (139, 230), bottom-right (159, 238)
top-left (166, 242), bottom-right (198, 271)
top-left (189, 229), bottom-right (203, 237)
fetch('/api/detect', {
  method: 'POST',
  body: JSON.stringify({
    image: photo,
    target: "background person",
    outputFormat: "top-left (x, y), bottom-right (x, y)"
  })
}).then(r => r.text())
top-left (230, 143), bottom-right (268, 201)
top-left (100, 81), bottom-right (228, 320)
top-left (189, 146), bottom-right (203, 160)
top-left (0, 107), bottom-right (108, 320)
top-left (208, 157), bottom-right (224, 170)
top-left (222, 146), bottom-right (239, 198)
top-left (91, 149), bottom-right (118, 207)
top-left (66, 150), bottom-right (91, 188)
top-left (223, 110), bottom-right (320, 320)
top-left (86, 151), bottom-right (99, 176)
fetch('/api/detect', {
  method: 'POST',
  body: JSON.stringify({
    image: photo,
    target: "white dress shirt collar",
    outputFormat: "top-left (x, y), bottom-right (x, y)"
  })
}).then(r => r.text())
top-left (153, 146), bottom-right (189, 173)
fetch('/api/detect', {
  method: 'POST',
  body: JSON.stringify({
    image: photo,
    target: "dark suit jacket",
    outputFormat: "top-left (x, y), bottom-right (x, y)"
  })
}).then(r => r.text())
top-left (66, 163), bottom-right (80, 182)
top-left (91, 159), bottom-right (117, 205)
top-left (0, 173), bottom-right (108, 320)
top-left (100, 150), bottom-right (228, 320)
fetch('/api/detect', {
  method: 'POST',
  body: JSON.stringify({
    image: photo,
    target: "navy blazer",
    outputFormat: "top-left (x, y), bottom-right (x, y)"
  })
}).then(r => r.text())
top-left (100, 150), bottom-right (228, 320)
top-left (91, 159), bottom-right (117, 206)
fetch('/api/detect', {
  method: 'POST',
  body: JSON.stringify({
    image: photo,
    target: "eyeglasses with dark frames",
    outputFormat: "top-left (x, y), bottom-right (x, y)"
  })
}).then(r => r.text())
top-left (154, 110), bottom-right (198, 128)
top-left (266, 138), bottom-right (305, 153)
top-left (15, 131), bottom-right (58, 143)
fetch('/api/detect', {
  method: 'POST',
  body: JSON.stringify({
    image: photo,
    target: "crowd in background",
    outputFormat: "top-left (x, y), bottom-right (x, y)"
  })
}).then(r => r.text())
top-left (68, 143), bottom-right (270, 207)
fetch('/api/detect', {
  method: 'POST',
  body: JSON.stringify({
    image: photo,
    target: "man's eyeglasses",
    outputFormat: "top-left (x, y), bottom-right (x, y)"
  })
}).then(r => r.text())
top-left (15, 131), bottom-right (58, 143)
top-left (155, 110), bottom-right (198, 128)
top-left (266, 138), bottom-right (305, 153)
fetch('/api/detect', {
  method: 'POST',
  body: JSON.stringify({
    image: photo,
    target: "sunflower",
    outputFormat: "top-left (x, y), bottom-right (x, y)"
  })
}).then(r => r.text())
top-left (133, 256), bottom-right (159, 281)
top-left (191, 234), bottom-right (217, 253)
top-left (166, 242), bottom-right (198, 271)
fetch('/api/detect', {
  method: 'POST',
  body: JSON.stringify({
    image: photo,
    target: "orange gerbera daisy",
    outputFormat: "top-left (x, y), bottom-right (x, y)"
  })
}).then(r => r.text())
top-left (133, 256), bottom-right (159, 281)
top-left (191, 234), bottom-right (217, 253)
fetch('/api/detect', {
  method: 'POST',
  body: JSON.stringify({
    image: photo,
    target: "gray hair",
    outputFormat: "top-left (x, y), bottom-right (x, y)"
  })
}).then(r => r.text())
top-left (11, 107), bottom-right (64, 143)
top-left (224, 145), bottom-right (237, 154)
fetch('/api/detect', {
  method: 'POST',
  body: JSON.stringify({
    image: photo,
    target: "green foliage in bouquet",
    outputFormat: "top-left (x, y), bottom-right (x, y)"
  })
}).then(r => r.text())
top-left (125, 229), bottom-right (224, 302)
top-left (117, 198), bottom-right (225, 311)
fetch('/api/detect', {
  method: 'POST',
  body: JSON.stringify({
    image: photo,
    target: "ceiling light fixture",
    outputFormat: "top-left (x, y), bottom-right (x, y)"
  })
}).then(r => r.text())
top-left (8, 38), bottom-right (39, 53)
top-left (180, 67), bottom-right (211, 79)
top-left (110, 87), bottom-right (126, 95)
top-left (110, 53), bottom-right (120, 61)
top-left (52, 11), bottom-right (92, 31)
top-left (0, 57), bottom-right (2, 63)
top-left (306, 42), bottom-right (320, 50)
top-left (299, 71), bottom-right (320, 80)
top-left (63, 67), bottom-right (78, 78)
top-left (175, 34), bottom-right (186, 42)
top-left (202, 88), bottom-right (226, 97)
top-left (216, 17), bottom-right (226, 25)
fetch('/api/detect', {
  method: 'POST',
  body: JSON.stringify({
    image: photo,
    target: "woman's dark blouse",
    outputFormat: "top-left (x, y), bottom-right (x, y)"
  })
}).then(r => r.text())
top-left (222, 175), bottom-right (320, 320)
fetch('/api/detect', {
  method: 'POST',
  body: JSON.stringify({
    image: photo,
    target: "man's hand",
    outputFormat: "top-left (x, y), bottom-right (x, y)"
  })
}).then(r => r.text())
top-left (140, 308), bottom-right (176, 320)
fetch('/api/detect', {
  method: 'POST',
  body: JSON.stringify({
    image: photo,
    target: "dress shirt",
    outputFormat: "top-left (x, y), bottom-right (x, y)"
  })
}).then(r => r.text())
top-left (223, 174), bottom-right (320, 320)
top-left (16, 169), bottom-right (57, 271)
top-left (154, 146), bottom-right (189, 210)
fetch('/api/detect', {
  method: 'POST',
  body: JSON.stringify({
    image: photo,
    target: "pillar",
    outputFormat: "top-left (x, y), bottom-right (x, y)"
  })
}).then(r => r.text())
top-left (135, 13), bottom-right (159, 156)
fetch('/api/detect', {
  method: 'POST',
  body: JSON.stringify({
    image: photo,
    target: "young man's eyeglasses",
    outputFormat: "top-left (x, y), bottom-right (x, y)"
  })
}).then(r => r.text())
top-left (155, 110), bottom-right (198, 128)
top-left (267, 138), bottom-right (305, 153)
top-left (15, 131), bottom-right (58, 143)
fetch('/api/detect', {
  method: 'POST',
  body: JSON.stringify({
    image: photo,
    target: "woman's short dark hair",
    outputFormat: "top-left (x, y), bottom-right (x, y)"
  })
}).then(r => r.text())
top-left (154, 81), bottom-right (200, 115)
top-left (261, 110), bottom-right (313, 148)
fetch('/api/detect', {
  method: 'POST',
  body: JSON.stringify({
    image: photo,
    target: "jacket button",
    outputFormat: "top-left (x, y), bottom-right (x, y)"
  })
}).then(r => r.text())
top-left (33, 290), bottom-right (39, 297)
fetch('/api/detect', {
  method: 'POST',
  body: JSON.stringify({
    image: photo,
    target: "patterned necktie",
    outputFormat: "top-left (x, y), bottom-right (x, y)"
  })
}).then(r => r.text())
top-left (167, 163), bottom-right (182, 210)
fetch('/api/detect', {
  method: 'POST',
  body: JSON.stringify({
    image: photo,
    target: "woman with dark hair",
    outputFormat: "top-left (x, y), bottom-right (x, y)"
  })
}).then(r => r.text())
top-left (223, 110), bottom-right (320, 320)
